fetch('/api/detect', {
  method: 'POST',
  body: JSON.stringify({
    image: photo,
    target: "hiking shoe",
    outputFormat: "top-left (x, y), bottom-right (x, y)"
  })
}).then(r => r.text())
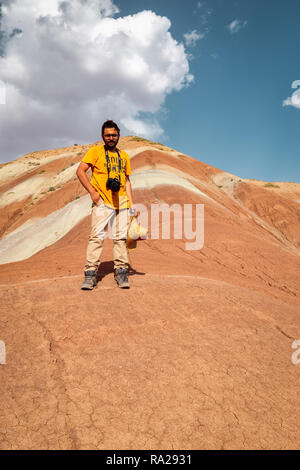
top-left (81, 270), bottom-right (97, 290)
top-left (114, 268), bottom-right (130, 289)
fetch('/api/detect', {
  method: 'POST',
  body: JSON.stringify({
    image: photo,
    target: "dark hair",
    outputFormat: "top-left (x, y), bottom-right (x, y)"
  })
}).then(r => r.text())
top-left (101, 120), bottom-right (120, 135)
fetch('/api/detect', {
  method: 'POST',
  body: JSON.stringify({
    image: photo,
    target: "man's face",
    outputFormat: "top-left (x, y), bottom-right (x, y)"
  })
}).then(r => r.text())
top-left (102, 127), bottom-right (119, 149)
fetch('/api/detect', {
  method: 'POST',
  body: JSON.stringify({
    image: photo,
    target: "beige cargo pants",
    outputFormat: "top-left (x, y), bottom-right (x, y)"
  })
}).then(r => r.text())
top-left (84, 198), bottom-right (129, 272)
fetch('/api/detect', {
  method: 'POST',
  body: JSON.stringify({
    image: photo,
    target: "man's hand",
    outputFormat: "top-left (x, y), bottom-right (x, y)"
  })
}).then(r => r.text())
top-left (90, 189), bottom-right (100, 204)
top-left (129, 205), bottom-right (140, 217)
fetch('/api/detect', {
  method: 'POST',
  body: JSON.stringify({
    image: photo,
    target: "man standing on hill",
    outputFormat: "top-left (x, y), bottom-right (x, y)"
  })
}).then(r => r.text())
top-left (76, 120), bottom-right (136, 290)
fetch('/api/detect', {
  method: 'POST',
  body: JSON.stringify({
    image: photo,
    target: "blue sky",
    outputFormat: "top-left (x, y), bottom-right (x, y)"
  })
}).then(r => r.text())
top-left (118, 0), bottom-right (300, 182)
top-left (0, 0), bottom-right (299, 182)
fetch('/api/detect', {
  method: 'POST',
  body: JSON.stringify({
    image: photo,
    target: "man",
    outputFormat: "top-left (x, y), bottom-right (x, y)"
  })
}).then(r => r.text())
top-left (76, 120), bottom-right (136, 290)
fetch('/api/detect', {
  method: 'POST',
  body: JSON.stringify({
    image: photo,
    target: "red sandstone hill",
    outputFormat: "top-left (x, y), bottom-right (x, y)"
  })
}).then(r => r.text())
top-left (0, 136), bottom-right (299, 450)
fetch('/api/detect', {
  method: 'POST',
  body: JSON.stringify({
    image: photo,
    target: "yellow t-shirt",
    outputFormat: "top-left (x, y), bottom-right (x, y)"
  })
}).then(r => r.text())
top-left (82, 145), bottom-right (131, 209)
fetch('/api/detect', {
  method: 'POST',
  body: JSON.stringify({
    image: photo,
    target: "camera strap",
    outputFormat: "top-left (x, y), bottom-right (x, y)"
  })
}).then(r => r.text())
top-left (105, 146), bottom-right (122, 182)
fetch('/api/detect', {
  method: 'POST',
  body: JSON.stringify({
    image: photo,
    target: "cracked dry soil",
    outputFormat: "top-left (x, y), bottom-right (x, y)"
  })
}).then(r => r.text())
top-left (0, 273), bottom-right (300, 450)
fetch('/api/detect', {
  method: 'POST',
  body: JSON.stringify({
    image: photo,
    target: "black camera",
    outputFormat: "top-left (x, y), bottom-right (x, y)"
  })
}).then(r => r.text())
top-left (106, 177), bottom-right (121, 192)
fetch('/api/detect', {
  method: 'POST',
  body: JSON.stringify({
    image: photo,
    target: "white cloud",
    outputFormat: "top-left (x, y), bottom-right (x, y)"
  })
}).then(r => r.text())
top-left (0, 0), bottom-right (193, 162)
top-left (282, 80), bottom-right (300, 109)
top-left (227, 19), bottom-right (248, 34)
top-left (183, 29), bottom-right (205, 47)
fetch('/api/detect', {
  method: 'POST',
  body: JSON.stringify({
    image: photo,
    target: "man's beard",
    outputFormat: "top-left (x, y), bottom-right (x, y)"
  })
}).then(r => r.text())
top-left (107, 139), bottom-right (119, 147)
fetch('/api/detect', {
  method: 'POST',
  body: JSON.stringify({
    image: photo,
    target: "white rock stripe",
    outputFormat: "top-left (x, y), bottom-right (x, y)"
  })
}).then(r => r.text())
top-left (0, 162), bottom-right (80, 207)
top-left (0, 195), bottom-right (91, 264)
top-left (0, 176), bottom-right (47, 207)
top-left (0, 151), bottom-right (76, 184)
top-left (131, 169), bottom-right (217, 202)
